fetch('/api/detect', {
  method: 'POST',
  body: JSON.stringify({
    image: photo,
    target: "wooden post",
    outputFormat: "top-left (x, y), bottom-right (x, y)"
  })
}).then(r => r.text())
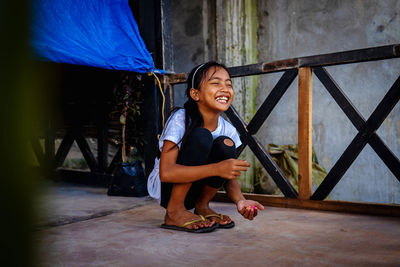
top-left (97, 111), bottom-right (108, 174)
top-left (298, 67), bottom-right (313, 200)
top-left (45, 116), bottom-right (55, 175)
top-left (132, 0), bottom-right (166, 177)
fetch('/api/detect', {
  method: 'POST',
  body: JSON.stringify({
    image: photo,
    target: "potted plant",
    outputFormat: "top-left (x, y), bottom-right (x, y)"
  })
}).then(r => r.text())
top-left (107, 72), bottom-right (148, 197)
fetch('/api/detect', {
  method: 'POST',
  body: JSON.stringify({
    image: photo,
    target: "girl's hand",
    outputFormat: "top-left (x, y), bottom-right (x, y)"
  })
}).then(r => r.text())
top-left (237, 199), bottom-right (264, 220)
top-left (216, 159), bottom-right (250, 180)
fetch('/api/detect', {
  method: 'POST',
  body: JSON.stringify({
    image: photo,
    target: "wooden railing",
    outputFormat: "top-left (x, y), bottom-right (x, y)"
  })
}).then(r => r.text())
top-left (164, 44), bottom-right (400, 216)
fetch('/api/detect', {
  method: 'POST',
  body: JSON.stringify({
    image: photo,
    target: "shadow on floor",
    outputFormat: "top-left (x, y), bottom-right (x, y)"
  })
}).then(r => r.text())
top-left (35, 182), bottom-right (154, 229)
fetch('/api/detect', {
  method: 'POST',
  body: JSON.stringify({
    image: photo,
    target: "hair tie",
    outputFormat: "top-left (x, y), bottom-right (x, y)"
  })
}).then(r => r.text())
top-left (191, 63), bottom-right (206, 89)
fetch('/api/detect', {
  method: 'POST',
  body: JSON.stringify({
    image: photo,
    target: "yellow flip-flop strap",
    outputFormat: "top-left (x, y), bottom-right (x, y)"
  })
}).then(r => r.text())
top-left (204, 214), bottom-right (224, 220)
top-left (180, 215), bottom-right (205, 228)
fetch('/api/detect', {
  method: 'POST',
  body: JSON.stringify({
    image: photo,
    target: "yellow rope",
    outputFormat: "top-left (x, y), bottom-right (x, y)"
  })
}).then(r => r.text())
top-left (151, 72), bottom-right (166, 129)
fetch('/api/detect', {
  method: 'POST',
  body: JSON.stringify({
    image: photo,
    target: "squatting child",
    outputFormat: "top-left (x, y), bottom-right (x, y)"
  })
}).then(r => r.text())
top-left (148, 61), bottom-right (264, 233)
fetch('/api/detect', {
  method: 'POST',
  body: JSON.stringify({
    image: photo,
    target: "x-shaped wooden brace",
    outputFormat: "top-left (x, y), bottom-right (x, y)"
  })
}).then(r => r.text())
top-left (311, 67), bottom-right (400, 200)
top-left (53, 128), bottom-right (100, 172)
top-left (30, 128), bottom-right (99, 173)
top-left (225, 69), bottom-right (299, 198)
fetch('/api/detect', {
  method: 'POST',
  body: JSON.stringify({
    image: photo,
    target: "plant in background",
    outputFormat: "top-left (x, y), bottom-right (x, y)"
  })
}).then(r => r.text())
top-left (107, 72), bottom-right (148, 197)
top-left (111, 72), bottom-right (146, 163)
top-left (254, 144), bottom-right (327, 195)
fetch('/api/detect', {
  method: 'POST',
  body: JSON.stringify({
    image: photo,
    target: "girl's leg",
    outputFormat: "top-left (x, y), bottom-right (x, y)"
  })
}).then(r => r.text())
top-left (164, 183), bottom-right (212, 230)
top-left (161, 128), bottom-right (215, 229)
top-left (194, 136), bottom-right (236, 225)
top-left (161, 127), bottom-right (213, 208)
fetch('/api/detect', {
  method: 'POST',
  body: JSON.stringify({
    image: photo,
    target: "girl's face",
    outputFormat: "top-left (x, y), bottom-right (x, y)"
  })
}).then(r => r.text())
top-left (190, 67), bottom-right (234, 114)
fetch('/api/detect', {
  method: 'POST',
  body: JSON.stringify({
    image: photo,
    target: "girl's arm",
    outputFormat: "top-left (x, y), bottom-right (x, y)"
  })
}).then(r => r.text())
top-left (159, 140), bottom-right (250, 183)
top-left (225, 179), bottom-right (264, 220)
top-left (224, 179), bottom-right (245, 204)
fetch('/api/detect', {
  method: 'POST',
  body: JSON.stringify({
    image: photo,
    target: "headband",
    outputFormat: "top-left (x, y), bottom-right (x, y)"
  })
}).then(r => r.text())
top-left (191, 63), bottom-right (206, 89)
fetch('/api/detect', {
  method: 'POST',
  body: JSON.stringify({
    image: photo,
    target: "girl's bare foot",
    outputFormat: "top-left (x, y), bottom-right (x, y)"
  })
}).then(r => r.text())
top-left (164, 209), bottom-right (215, 230)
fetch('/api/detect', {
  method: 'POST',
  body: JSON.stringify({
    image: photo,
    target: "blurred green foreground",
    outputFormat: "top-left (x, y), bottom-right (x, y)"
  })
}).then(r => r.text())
top-left (0, 1), bottom-right (52, 266)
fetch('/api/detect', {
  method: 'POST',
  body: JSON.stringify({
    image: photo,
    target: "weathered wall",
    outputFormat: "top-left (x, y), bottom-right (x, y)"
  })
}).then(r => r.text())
top-left (170, 0), bottom-right (400, 203)
top-left (171, 0), bottom-right (259, 192)
top-left (171, 0), bottom-right (216, 107)
top-left (215, 0), bottom-right (259, 192)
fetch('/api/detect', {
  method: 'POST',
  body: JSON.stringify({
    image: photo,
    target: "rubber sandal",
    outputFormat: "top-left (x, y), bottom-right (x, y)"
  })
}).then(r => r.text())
top-left (161, 215), bottom-right (218, 233)
top-left (204, 214), bottom-right (235, 229)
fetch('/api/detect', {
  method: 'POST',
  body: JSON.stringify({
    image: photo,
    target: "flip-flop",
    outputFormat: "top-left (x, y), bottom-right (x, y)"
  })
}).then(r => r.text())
top-left (204, 214), bottom-right (235, 229)
top-left (161, 215), bottom-right (218, 233)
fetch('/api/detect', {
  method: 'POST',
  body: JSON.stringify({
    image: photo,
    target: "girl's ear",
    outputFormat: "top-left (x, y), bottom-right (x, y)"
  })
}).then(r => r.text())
top-left (190, 88), bottom-right (200, 101)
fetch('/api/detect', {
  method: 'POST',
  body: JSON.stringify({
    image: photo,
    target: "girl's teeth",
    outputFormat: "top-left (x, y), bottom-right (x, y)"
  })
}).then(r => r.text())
top-left (216, 96), bottom-right (228, 103)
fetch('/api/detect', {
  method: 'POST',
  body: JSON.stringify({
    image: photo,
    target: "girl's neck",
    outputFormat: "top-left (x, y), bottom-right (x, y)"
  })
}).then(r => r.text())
top-left (199, 108), bottom-right (221, 132)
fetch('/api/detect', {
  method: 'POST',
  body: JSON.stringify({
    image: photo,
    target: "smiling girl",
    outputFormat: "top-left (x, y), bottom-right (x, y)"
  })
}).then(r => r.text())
top-left (148, 61), bottom-right (264, 233)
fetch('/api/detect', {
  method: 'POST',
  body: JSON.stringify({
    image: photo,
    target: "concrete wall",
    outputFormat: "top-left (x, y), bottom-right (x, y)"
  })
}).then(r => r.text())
top-left (215, 0), bottom-right (259, 191)
top-left (256, 0), bottom-right (400, 204)
top-left (171, 0), bottom-right (216, 107)
top-left (170, 0), bottom-right (400, 203)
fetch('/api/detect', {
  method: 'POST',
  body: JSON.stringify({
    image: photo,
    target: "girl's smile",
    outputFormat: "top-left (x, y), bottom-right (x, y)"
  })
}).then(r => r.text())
top-left (191, 67), bottom-right (234, 114)
top-left (215, 96), bottom-right (229, 104)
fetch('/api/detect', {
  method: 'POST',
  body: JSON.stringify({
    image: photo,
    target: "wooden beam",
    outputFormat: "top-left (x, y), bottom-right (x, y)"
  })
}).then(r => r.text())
top-left (131, 0), bottom-right (164, 177)
top-left (263, 58), bottom-right (298, 73)
top-left (165, 44), bottom-right (400, 85)
top-left (246, 134), bottom-right (298, 198)
top-left (160, 0), bottom-right (174, 73)
top-left (225, 107), bottom-right (298, 198)
top-left (54, 130), bottom-right (74, 168)
top-left (164, 82), bottom-right (174, 115)
top-left (74, 131), bottom-right (99, 173)
top-left (45, 117), bottom-right (55, 167)
top-left (298, 67), bottom-right (313, 200)
top-left (97, 112), bottom-right (108, 173)
top-left (247, 69), bottom-right (297, 135)
top-left (107, 147), bottom-right (121, 174)
top-left (30, 136), bottom-right (45, 168)
top-left (299, 44), bottom-right (400, 68)
top-left (213, 192), bottom-right (400, 217)
top-left (369, 134), bottom-right (400, 183)
top-left (311, 75), bottom-right (400, 200)
top-left (164, 73), bottom-right (187, 84)
top-left (229, 62), bottom-right (265, 77)
top-left (314, 67), bottom-right (400, 181)
top-left (142, 76), bottom-right (159, 177)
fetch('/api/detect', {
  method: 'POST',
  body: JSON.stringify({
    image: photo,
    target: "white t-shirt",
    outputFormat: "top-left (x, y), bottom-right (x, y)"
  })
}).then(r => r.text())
top-left (147, 108), bottom-right (242, 203)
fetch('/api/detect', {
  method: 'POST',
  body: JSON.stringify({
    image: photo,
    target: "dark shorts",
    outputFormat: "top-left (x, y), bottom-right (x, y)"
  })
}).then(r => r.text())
top-left (160, 127), bottom-right (237, 209)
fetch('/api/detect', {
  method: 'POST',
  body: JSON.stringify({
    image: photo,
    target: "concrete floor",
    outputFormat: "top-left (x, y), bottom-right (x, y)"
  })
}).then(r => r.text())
top-left (36, 183), bottom-right (400, 266)
top-left (36, 182), bottom-right (154, 229)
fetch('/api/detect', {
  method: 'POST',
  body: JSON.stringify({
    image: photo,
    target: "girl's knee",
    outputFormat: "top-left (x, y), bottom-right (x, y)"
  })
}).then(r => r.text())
top-left (178, 128), bottom-right (213, 164)
top-left (223, 138), bottom-right (234, 147)
top-left (212, 136), bottom-right (236, 159)
top-left (214, 136), bottom-right (235, 148)
top-left (190, 128), bottom-right (213, 146)
top-left (188, 128), bottom-right (213, 153)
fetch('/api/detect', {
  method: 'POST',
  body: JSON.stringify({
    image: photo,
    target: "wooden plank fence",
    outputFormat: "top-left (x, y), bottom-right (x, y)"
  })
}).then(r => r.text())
top-left (164, 44), bottom-right (400, 216)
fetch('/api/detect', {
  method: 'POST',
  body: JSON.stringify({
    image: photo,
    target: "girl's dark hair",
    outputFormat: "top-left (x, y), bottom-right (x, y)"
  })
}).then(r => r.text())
top-left (177, 61), bottom-right (230, 148)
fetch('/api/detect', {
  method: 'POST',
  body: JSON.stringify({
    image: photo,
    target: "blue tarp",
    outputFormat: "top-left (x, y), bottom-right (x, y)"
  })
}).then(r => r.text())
top-left (31, 0), bottom-right (158, 73)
